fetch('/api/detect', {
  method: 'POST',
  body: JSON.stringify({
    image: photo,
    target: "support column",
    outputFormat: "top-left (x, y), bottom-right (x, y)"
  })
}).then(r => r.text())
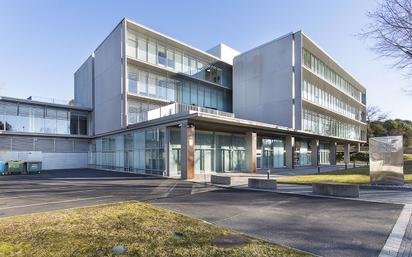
top-left (180, 122), bottom-right (195, 180)
top-left (344, 143), bottom-right (351, 164)
top-left (311, 139), bottom-right (319, 167)
top-left (164, 127), bottom-right (171, 177)
top-left (245, 132), bottom-right (257, 173)
top-left (330, 142), bottom-right (337, 165)
top-left (285, 136), bottom-right (294, 169)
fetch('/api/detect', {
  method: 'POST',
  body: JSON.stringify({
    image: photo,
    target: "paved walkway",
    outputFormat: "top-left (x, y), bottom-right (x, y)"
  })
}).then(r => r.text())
top-left (398, 214), bottom-right (412, 257)
top-left (0, 169), bottom-right (410, 257)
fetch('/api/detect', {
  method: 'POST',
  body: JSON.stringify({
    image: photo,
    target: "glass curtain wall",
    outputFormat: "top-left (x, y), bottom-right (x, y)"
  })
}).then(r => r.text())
top-left (302, 108), bottom-right (365, 141)
top-left (127, 65), bottom-right (231, 113)
top-left (294, 140), bottom-right (312, 166)
top-left (319, 143), bottom-right (331, 165)
top-left (302, 48), bottom-right (362, 101)
top-left (257, 137), bottom-right (285, 169)
top-left (169, 129), bottom-right (247, 175)
top-left (0, 101), bottom-right (89, 135)
top-left (93, 128), bottom-right (165, 175)
top-left (302, 80), bottom-right (361, 121)
top-left (127, 100), bottom-right (162, 125)
top-left (127, 29), bottom-right (232, 89)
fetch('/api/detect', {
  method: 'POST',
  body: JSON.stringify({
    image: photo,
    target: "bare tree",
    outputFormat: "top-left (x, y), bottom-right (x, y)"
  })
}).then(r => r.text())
top-left (367, 105), bottom-right (390, 122)
top-left (360, 0), bottom-right (412, 81)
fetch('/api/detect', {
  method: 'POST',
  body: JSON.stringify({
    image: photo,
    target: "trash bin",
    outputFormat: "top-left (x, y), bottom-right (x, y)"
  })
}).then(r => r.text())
top-left (26, 161), bottom-right (42, 174)
top-left (7, 161), bottom-right (26, 175)
top-left (0, 161), bottom-right (6, 175)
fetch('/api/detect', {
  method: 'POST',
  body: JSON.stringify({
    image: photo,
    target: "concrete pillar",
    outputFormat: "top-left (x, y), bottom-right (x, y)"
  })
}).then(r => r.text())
top-left (245, 132), bottom-right (257, 173)
top-left (311, 139), bottom-right (319, 167)
top-left (344, 143), bottom-right (350, 164)
top-left (356, 143), bottom-right (361, 152)
top-left (164, 127), bottom-right (171, 177)
top-left (285, 136), bottom-right (294, 169)
top-left (330, 142), bottom-right (337, 165)
top-left (180, 123), bottom-right (195, 179)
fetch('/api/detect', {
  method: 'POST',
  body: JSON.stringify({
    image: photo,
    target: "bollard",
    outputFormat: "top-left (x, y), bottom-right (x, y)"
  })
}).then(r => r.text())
top-left (353, 160), bottom-right (356, 168)
top-left (317, 166), bottom-right (320, 173)
top-left (267, 170), bottom-right (270, 180)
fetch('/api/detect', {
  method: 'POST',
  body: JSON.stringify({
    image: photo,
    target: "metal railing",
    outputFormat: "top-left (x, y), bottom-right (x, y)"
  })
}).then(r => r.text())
top-left (142, 103), bottom-right (234, 122)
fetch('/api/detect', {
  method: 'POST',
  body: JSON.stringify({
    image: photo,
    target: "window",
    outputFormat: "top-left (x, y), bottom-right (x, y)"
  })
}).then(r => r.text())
top-left (137, 37), bottom-right (147, 61)
top-left (182, 83), bottom-right (190, 104)
top-left (157, 45), bottom-right (166, 66)
top-left (148, 74), bottom-right (156, 96)
top-left (138, 71), bottom-right (147, 95)
top-left (166, 80), bottom-right (176, 101)
top-left (175, 51), bottom-right (182, 72)
top-left (183, 56), bottom-right (189, 74)
top-left (167, 49), bottom-right (174, 69)
top-left (127, 38), bottom-right (137, 58)
top-left (190, 83), bottom-right (197, 105)
top-left (148, 41), bottom-right (156, 64)
top-left (128, 73), bottom-right (138, 93)
top-left (189, 58), bottom-right (197, 75)
top-left (79, 115), bottom-right (88, 135)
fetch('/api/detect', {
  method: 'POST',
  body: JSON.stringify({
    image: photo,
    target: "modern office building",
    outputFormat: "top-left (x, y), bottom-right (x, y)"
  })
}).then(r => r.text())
top-left (0, 18), bottom-right (367, 178)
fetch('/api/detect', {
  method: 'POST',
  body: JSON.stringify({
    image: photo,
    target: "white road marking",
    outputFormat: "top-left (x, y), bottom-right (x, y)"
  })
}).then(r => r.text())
top-left (0, 195), bottom-right (113, 210)
top-left (0, 189), bottom-right (96, 200)
top-left (379, 204), bottom-right (412, 257)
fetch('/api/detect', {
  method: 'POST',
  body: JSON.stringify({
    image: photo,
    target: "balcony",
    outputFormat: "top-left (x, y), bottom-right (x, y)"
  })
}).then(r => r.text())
top-left (128, 103), bottom-right (234, 126)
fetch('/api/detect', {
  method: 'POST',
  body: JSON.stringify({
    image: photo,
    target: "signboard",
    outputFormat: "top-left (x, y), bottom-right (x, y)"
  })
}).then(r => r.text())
top-left (369, 136), bottom-right (404, 185)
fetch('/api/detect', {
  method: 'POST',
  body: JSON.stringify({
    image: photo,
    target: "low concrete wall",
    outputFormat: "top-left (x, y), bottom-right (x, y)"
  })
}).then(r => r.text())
top-left (312, 183), bottom-right (360, 198)
top-left (211, 175), bottom-right (231, 185)
top-left (248, 178), bottom-right (277, 189)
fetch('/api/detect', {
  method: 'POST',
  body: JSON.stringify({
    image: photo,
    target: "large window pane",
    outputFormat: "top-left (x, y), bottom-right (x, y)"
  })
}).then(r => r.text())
top-left (148, 41), bottom-right (156, 64)
top-left (137, 37), bottom-right (147, 61)
top-left (128, 73), bottom-right (138, 93)
top-left (183, 56), bottom-right (189, 74)
top-left (166, 49), bottom-right (174, 69)
top-left (157, 45), bottom-right (166, 66)
top-left (175, 51), bottom-right (182, 72)
top-left (79, 116), bottom-right (88, 135)
top-left (127, 39), bottom-right (137, 58)
top-left (138, 71), bottom-right (147, 95)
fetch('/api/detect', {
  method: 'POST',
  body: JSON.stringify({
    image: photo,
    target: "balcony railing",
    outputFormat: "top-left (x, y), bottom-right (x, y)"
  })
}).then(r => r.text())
top-left (130, 103), bottom-right (234, 125)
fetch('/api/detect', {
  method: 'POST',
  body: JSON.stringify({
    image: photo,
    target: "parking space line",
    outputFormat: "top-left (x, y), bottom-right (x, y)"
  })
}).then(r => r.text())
top-left (0, 195), bottom-right (113, 210)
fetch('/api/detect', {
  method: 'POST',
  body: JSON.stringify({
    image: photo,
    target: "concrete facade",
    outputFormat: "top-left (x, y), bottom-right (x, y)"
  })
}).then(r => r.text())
top-left (233, 34), bottom-right (295, 129)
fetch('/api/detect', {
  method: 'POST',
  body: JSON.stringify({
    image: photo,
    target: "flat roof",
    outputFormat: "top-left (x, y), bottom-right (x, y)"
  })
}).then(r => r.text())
top-left (0, 96), bottom-right (92, 112)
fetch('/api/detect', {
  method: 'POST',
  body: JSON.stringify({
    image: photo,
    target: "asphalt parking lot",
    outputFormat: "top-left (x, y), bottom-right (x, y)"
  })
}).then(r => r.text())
top-left (0, 169), bottom-right (403, 257)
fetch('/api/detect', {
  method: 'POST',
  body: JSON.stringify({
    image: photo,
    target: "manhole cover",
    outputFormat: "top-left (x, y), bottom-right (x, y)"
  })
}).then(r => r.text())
top-left (211, 235), bottom-right (248, 248)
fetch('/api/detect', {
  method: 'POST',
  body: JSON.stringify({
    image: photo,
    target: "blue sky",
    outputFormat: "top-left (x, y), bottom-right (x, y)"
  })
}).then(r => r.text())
top-left (0, 0), bottom-right (410, 119)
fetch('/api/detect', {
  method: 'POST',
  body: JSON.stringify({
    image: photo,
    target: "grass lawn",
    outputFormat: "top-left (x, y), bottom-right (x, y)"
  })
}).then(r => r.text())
top-left (278, 154), bottom-right (412, 185)
top-left (0, 202), bottom-right (309, 257)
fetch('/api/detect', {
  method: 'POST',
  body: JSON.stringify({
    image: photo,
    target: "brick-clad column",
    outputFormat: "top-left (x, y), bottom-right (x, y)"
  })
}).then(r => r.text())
top-left (180, 123), bottom-right (195, 179)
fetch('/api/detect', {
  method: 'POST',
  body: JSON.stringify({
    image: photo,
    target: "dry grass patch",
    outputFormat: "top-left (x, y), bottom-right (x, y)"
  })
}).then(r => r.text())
top-left (0, 202), bottom-right (309, 257)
